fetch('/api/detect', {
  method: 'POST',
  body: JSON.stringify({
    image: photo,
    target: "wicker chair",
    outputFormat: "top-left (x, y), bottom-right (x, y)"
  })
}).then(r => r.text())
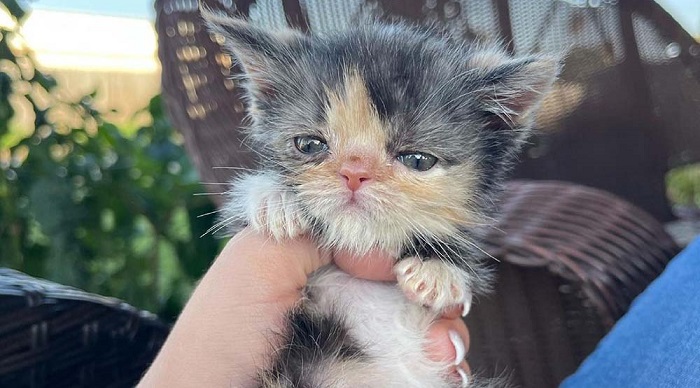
top-left (156, 0), bottom-right (700, 220)
top-left (153, 2), bottom-right (691, 383)
top-left (1, 0), bottom-right (694, 387)
top-left (0, 269), bottom-right (168, 388)
top-left (467, 181), bottom-right (678, 386)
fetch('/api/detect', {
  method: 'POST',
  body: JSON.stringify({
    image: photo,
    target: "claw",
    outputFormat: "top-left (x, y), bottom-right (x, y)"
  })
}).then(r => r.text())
top-left (462, 289), bottom-right (473, 317)
top-left (394, 257), bottom-right (472, 314)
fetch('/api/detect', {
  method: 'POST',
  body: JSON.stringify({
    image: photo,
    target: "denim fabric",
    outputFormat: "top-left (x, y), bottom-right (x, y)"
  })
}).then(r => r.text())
top-left (561, 237), bottom-right (700, 388)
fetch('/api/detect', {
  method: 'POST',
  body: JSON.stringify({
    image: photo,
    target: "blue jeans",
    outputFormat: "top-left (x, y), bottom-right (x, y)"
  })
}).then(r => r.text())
top-left (562, 237), bottom-right (700, 387)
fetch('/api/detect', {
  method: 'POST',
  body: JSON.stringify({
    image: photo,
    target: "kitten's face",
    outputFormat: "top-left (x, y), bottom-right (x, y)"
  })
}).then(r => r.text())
top-left (206, 15), bottom-right (559, 254)
top-left (286, 70), bottom-right (481, 255)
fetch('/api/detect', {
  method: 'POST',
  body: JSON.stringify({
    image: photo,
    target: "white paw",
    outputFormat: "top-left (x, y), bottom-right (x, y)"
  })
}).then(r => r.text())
top-left (394, 257), bottom-right (473, 315)
top-left (248, 189), bottom-right (308, 240)
top-left (234, 174), bottom-right (309, 240)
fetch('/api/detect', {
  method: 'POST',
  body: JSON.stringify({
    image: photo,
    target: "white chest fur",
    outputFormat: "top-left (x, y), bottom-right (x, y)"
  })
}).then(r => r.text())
top-left (304, 266), bottom-right (453, 387)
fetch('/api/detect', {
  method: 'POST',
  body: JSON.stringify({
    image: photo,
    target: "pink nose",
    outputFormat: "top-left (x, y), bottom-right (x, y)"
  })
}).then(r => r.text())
top-left (339, 163), bottom-right (372, 192)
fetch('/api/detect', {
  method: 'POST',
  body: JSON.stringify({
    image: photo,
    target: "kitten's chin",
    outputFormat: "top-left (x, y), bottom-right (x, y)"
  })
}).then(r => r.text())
top-left (300, 190), bottom-right (412, 254)
top-left (312, 206), bottom-right (406, 256)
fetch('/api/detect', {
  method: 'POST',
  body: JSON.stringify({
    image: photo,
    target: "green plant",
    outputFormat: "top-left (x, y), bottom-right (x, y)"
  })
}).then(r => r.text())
top-left (0, 0), bottom-right (221, 320)
top-left (666, 163), bottom-right (700, 209)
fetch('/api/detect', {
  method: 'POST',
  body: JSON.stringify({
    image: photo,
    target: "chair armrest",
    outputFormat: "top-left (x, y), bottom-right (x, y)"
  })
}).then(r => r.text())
top-left (467, 180), bottom-right (679, 387)
top-left (0, 269), bottom-right (169, 388)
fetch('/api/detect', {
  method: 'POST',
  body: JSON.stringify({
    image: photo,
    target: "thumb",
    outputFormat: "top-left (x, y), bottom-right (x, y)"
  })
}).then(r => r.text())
top-left (334, 249), bottom-right (397, 281)
top-left (216, 228), bottom-right (332, 306)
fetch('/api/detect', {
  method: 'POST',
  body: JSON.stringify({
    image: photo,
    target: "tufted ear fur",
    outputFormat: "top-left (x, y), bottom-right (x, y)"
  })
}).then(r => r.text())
top-left (470, 50), bottom-right (561, 130)
top-left (201, 8), bottom-right (308, 101)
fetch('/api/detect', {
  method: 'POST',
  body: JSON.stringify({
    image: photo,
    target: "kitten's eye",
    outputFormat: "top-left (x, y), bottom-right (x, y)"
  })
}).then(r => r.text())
top-left (294, 136), bottom-right (328, 154)
top-left (397, 152), bottom-right (438, 171)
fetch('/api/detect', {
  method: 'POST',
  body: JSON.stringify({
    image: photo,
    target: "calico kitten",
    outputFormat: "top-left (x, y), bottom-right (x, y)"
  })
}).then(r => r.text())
top-left (204, 11), bottom-right (559, 388)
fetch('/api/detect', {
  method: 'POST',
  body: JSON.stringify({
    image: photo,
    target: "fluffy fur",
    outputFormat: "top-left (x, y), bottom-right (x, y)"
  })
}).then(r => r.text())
top-left (204, 10), bottom-right (559, 387)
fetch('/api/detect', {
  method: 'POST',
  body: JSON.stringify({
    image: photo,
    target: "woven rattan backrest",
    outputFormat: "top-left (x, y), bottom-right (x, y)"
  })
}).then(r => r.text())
top-left (156, 0), bottom-right (700, 220)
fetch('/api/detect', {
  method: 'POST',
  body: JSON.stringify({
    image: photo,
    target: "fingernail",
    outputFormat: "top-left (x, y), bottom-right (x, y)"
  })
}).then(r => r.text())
top-left (448, 330), bottom-right (466, 366)
top-left (456, 366), bottom-right (470, 387)
top-left (462, 290), bottom-right (473, 317)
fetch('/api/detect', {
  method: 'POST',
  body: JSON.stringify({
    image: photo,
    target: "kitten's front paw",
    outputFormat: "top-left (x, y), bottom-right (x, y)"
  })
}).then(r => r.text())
top-left (394, 257), bottom-right (473, 316)
top-left (248, 187), bottom-right (308, 240)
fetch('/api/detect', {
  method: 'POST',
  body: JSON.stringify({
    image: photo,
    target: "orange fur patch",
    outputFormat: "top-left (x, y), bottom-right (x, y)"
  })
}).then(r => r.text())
top-left (294, 70), bottom-right (390, 186)
top-left (293, 71), bottom-right (481, 244)
top-left (323, 71), bottom-right (388, 167)
top-left (390, 165), bottom-right (479, 227)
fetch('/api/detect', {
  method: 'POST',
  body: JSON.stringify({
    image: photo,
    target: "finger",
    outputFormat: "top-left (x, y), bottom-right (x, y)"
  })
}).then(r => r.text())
top-left (424, 318), bottom-right (470, 366)
top-left (441, 305), bottom-right (464, 320)
top-left (333, 249), bottom-right (397, 281)
top-left (453, 360), bottom-right (471, 387)
top-left (425, 318), bottom-right (472, 387)
top-left (221, 228), bottom-right (331, 294)
top-left (456, 360), bottom-right (471, 376)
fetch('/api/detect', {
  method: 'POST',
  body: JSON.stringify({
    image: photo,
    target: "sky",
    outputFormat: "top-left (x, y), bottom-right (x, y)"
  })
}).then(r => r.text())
top-left (30, 0), bottom-right (155, 20)
top-left (28, 0), bottom-right (699, 38)
top-left (657, 0), bottom-right (699, 38)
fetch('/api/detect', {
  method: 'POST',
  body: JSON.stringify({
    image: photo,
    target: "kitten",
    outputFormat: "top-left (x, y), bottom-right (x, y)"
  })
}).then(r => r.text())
top-left (205, 11), bottom-right (559, 388)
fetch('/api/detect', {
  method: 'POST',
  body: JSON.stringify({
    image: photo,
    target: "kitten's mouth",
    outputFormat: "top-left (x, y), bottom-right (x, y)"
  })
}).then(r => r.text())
top-left (342, 192), bottom-right (366, 209)
top-left (344, 194), bottom-right (360, 207)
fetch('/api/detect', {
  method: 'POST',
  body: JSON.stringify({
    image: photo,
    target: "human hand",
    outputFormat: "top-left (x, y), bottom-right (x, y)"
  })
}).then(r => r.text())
top-left (139, 228), bottom-right (470, 387)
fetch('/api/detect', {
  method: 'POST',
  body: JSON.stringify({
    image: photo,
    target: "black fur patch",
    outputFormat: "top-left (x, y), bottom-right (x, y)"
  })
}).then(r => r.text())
top-left (258, 307), bottom-right (367, 387)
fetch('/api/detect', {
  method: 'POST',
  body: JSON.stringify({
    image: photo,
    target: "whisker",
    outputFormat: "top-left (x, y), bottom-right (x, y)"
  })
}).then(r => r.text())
top-left (197, 209), bottom-right (223, 218)
top-left (212, 166), bottom-right (256, 171)
top-left (457, 235), bottom-right (500, 263)
top-left (201, 215), bottom-right (236, 237)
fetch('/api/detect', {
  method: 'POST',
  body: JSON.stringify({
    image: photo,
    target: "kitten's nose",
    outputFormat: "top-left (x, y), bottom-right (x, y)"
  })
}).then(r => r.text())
top-left (339, 163), bottom-right (372, 192)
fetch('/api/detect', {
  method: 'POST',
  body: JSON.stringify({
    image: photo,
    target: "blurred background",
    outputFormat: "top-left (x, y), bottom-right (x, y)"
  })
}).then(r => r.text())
top-left (0, 0), bottom-right (698, 322)
top-left (0, 0), bottom-right (221, 320)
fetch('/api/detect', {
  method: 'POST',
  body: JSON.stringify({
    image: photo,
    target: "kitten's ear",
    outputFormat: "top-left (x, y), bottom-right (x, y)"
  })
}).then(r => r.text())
top-left (471, 52), bottom-right (561, 128)
top-left (201, 8), bottom-right (307, 98)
